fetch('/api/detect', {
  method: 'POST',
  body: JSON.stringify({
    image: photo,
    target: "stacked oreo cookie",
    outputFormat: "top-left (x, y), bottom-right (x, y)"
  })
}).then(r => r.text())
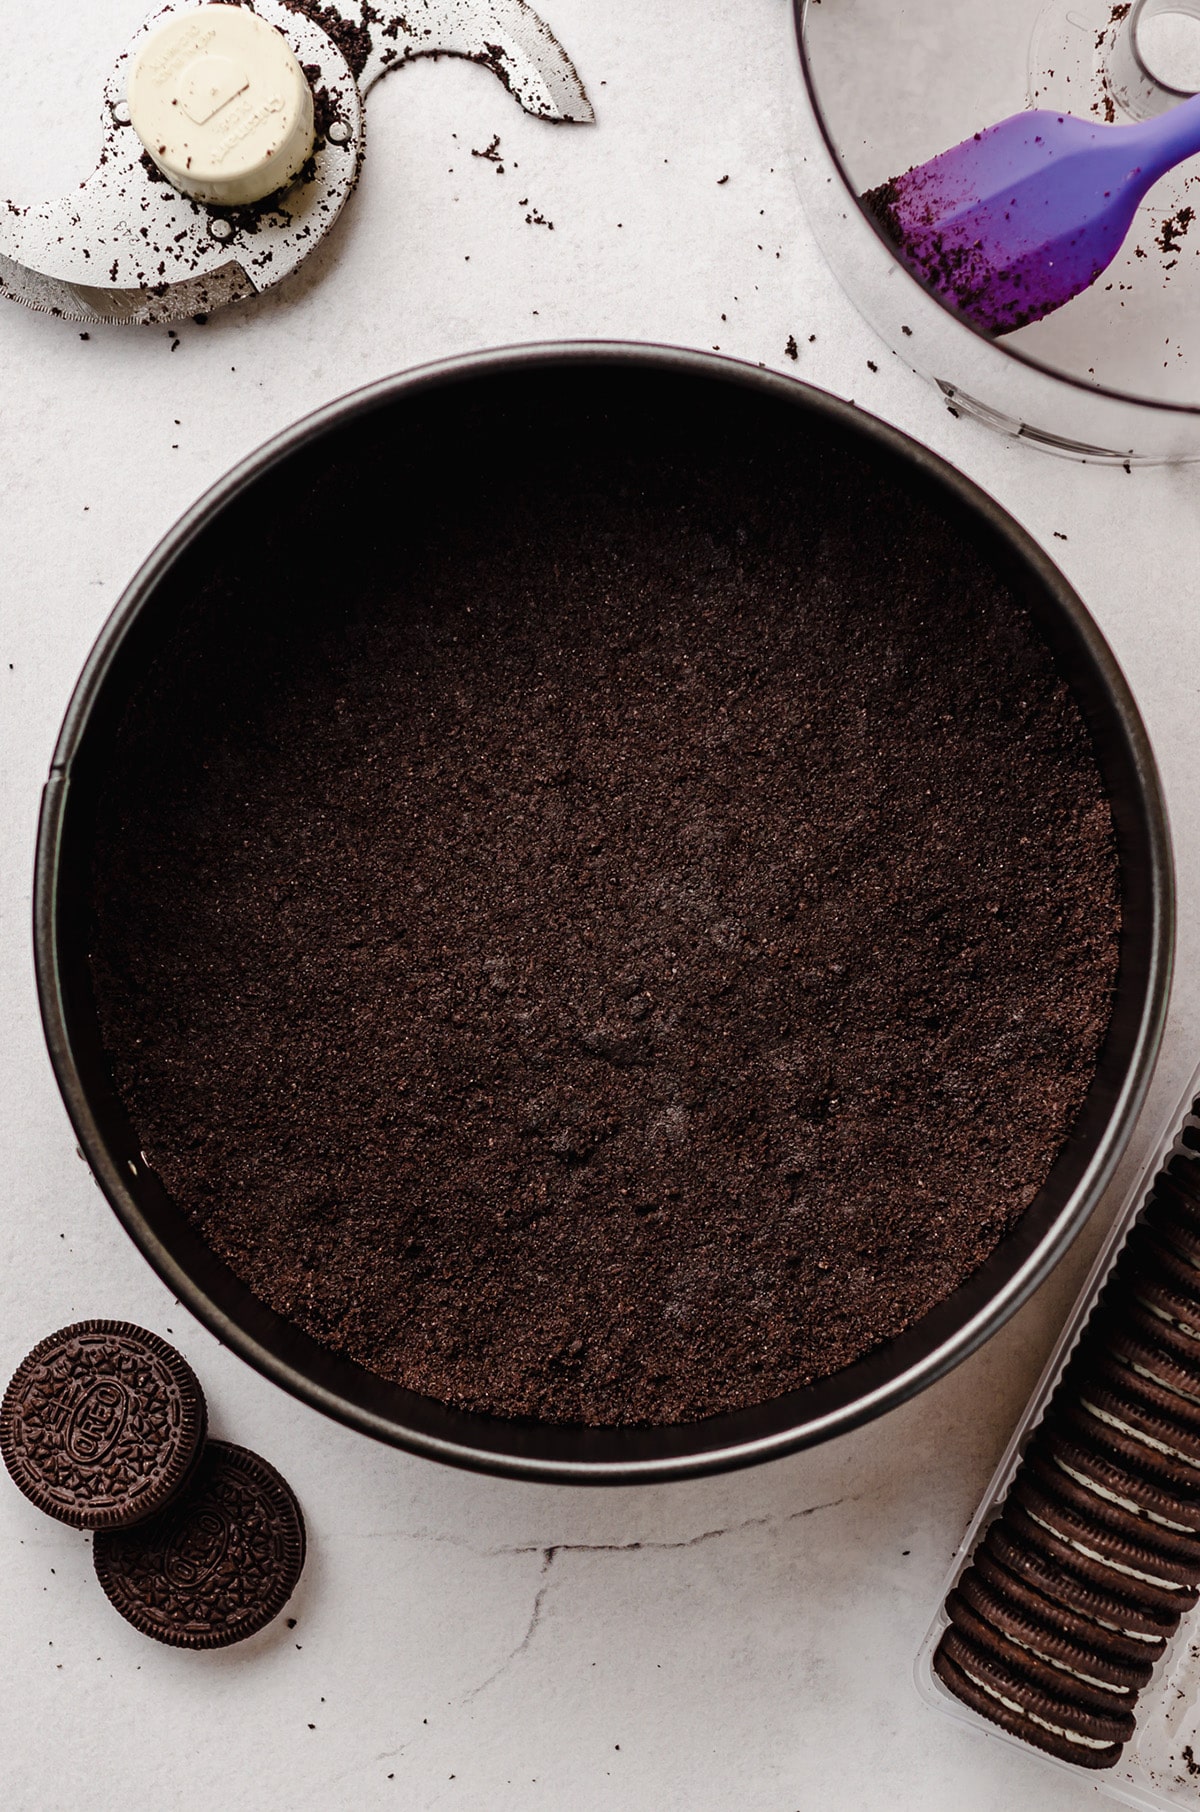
top-left (1, 1321), bottom-right (304, 1648)
top-left (935, 1146), bottom-right (1200, 1770)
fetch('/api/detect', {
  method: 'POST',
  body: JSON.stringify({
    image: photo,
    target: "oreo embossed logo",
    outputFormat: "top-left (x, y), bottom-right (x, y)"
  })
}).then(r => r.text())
top-left (163, 1504), bottom-right (232, 1588)
top-left (0, 1322), bottom-right (206, 1528)
top-left (67, 1380), bottom-right (129, 1466)
top-left (95, 1442), bottom-right (305, 1648)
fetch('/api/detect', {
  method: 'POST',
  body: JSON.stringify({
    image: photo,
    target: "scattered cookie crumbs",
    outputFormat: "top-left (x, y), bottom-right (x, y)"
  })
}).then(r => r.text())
top-left (784, 334), bottom-right (799, 361)
top-left (1157, 206), bottom-right (1194, 256)
top-left (471, 134), bottom-right (504, 173)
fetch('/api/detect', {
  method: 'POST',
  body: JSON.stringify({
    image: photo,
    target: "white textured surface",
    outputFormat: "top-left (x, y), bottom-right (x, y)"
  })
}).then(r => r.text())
top-left (3, 3), bottom-right (1200, 1808)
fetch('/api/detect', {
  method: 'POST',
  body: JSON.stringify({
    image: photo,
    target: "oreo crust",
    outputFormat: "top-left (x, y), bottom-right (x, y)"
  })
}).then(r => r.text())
top-left (932, 1643), bottom-right (1123, 1770)
top-left (93, 1440), bottom-right (305, 1649)
top-left (0, 1322), bottom-right (206, 1530)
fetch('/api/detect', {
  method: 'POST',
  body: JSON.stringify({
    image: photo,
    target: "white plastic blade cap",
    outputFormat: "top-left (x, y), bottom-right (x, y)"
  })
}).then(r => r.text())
top-left (128, 6), bottom-right (315, 207)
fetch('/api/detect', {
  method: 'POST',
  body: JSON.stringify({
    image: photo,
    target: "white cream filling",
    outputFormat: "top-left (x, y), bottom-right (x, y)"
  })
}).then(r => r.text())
top-left (1025, 1509), bottom-right (1186, 1592)
top-left (1129, 1356), bottom-right (1200, 1409)
top-left (1160, 1234), bottom-right (1200, 1272)
top-left (955, 1661), bottom-right (1115, 1750)
top-left (1002, 1627), bottom-right (1132, 1693)
top-left (1081, 1395), bottom-right (1200, 1465)
top-left (1055, 1455), bottom-right (1193, 1533)
top-left (1091, 1614), bottom-right (1161, 1644)
top-left (1135, 1293), bottom-right (1200, 1348)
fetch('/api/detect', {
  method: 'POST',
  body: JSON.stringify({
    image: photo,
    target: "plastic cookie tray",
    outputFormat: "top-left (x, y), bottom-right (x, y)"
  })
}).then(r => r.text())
top-left (917, 1059), bottom-right (1200, 1808)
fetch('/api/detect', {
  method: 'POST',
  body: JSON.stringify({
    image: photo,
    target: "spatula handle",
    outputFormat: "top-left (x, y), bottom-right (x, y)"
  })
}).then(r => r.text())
top-left (1132, 88), bottom-right (1200, 180)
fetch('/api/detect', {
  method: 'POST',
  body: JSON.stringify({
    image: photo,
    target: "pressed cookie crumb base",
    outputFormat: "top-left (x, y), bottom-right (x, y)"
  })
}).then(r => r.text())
top-left (88, 404), bottom-right (1120, 1424)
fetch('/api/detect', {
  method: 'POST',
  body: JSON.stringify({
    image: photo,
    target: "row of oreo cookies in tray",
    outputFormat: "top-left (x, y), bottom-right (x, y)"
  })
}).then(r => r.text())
top-left (935, 1139), bottom-right (1200, 1770)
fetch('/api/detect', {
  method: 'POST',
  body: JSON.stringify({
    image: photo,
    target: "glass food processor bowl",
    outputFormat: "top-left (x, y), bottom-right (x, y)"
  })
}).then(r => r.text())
top-left (794, 0), bottom-right (1200, 460)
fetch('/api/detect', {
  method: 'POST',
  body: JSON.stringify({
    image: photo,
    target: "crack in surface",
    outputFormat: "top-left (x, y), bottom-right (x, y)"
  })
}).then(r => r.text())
top-left (351, 1492), bottom-right (854, 1562)
top-left (350, 1492), bottom-right (857, 1763)
top-left (459, 1546), bottom-right (560, 1705)
top-left (449, 1493), bottom-right (855, 1708)
top-left (520, 1493), bottom-right (854, 1558)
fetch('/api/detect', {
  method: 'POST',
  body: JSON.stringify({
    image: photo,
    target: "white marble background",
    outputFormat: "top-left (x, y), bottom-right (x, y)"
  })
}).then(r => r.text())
top-left (4, 1), bottom-right (1200, 1806)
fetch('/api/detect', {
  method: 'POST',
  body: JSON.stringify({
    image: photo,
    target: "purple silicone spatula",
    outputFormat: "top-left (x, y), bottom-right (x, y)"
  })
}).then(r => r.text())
top-left (863, 96), bottom-right (1200, 335)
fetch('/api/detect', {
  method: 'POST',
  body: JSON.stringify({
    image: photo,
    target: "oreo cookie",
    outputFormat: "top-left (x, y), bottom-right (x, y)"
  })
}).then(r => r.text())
top-left (93, 1440), bottom-right (304, 1648)
top-left (948, 1574), bottom-right (1152, 1692)
top-left (1073, 1377), bottom-right (1200, 1493)
top-left (1094, 1323), bottom-right (1200, 1417)
top-left (984, 1516), bottom-right (1182, 1643)
top-left (1123, 1231), bottom-right (1200, 1324)
top-left (1009, 1472), bottom-right (1200, 1597)
top-left (1038, 1421), bottom-right (1200, 1535)
top-left (1001, 1498), bottom-right (1197, 1620)
top-left (944, 1594), bottom-right (1140, 1719)
top-left (972, 1544), bottom-right (1168, 1667)
top-left (1051, 1397), bottom-right (1200, 1508)
top-left (932, 1642), bottom-right (1124, 1770)
top-left (1128, 1222), bottom-right (1200, 1290)
top-left (1155, 1159), bottom-right (1200, 1206)
top-left (1021, 1448), bottom-right (1200, 1572)
top-left (1066, 1343), bottom-right (1200, 1462)
top-left (936, 1624), bottom-right (1133, 1749)
top-left (1110, 1276), bottom-right (1200, 1351)
top-left (0, 1322), bottom-right (206, 1529)
top-left (1144, 1191), bottom-right (1200, 1268)
top-left (1103, 1277), bottom-right (1200, 1351)
top-left (937, 1624), bottom-right (1136, 1742)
